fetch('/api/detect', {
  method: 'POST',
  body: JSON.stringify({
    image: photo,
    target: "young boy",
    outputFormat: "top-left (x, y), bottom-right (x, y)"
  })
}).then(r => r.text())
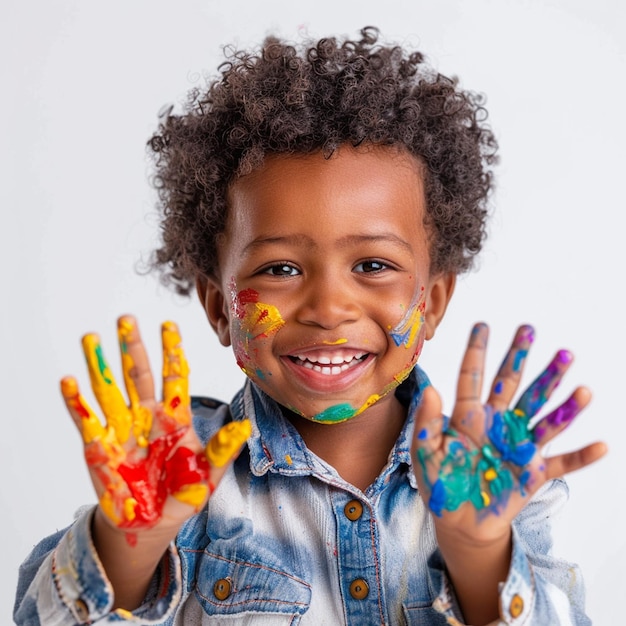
top-left (14, 27), bottom-right (606, 625)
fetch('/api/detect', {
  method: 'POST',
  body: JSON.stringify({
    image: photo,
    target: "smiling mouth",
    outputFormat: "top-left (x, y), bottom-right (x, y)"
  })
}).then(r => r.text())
top-left (288, 352), bottom-right (368, 375)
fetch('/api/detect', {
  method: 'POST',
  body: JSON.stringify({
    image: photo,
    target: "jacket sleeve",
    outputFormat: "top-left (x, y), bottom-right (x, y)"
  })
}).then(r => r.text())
top-left (13, 506), bottom-right (183, 625)
top-left (432, 478), bottom-right (591, 626)
top-left (499, 478), bottom-right (591, 625)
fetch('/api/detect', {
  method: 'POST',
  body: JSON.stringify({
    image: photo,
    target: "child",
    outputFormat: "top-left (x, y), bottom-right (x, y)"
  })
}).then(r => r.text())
top-left (14, 27), bottom-right (606, 625)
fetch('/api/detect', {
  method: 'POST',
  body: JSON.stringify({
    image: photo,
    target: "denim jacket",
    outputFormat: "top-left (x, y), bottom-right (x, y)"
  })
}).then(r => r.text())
top-left (14, 366), bottom-right (590, 625)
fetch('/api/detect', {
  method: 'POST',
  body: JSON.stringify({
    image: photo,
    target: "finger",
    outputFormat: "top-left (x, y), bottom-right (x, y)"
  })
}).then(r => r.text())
top-left (204, 419), bottom-right (253, 490)
top-left (488, 324), bottom-right (535, 413)
top-left (544, 442), bottom-right (608, 479)
top-left (60, 376), bottom-right (106, 444)
top-left (455, 323), bottom-right (489, 405)
top-left (515, 349), bottom-right (573, 419)
top-left (118, 315), bottom-right (155, 447)
top-left (82, 333), bottom-right (133, 444)
top-left (118, 315), bottom-right (156, 406)
top-left (60, 377), bottom-right (126, 473)
top-left (413, 385), bottom-right (446, 451)
top-left (532, 386), bottom-right (592, 445)
top-left (161, 321), bottom-right (190, 421)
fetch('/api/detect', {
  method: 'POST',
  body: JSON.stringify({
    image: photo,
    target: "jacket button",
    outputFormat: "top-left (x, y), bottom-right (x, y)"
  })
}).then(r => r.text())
top-left (344, 499), bottom-right (363, 521)
top-left (509, 593), bottom-right (524, 617)
top-left (349, 578), bottom-right (369, 600)
top-left (73, 599), bottom-right (89, 621)
top-left (213, 578), bottom-right (232, 600)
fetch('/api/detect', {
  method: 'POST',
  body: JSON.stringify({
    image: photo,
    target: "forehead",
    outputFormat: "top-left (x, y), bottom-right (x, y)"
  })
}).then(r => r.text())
top-left (223, 144), bottom-right (430, 256)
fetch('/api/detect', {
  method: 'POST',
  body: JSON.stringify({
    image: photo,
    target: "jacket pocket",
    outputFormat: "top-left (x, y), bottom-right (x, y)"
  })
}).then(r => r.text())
top-left (403, 602), bottom-right (449, 625)
top-left (194, 550), bottom-right (311, 621)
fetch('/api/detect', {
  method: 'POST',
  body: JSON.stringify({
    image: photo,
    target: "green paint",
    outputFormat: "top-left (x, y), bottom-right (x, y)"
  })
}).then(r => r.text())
top-left (418, 438), bottom-right (516, 517)
top-left (312, 403), bottom-right (356, 423)
top-left (95, 344), bottom-right (113, 384)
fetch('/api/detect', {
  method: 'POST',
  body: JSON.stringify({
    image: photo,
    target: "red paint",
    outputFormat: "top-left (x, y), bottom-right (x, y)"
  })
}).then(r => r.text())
top-left (74, 399), bottom-right (90, 419)
top-left (125, 532), bottom-right (138, 547)
top-left (238, 288), bottom-right (259, 305)
top-left (86, 416), bottom-right (212, 529)
top-left (165, 446), bottom-right (210, 494)
top-left (170, 396), bottom-right (181, 410)
top-left (234, 288), bottom-right (259, 318)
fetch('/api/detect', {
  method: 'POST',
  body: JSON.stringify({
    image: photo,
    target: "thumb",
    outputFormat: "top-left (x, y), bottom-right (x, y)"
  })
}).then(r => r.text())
top-left (205, 420), bottom-right (252, 490)
top-left (412, 385), bottom-right (445, 453)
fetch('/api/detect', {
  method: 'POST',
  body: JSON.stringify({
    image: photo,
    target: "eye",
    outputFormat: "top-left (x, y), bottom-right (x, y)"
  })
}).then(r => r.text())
top-left (353, 260), bottom-right (389, 274)
top-left (262, 263), bottom-right (300, 277)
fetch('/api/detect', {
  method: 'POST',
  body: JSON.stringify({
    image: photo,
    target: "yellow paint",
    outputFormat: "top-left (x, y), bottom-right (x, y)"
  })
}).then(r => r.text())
top-left (161, 321), bottom-right (191, 422)
top-left (124, 360), bottom-right (152, 446)
top-left (99, 491), bottom-right (121, 525)
top-left (285, 454), bottom-right (293, 465)
top-left (484, 468), bottom-right (498, 481)
top-left (481, 491), bottom-right (491, 507)
top-left (172, 483), bottom-right (209, 508)
top-left (132, 406), bottom-right (152, 448)
top-left (82, 334), bottom-right (132, 444)
top-left (354, 394), bottom-right (382, 416)
top-left (61, 377), bottom-right (105, 444)
top-left (206, 420), bottom-right (252, 467)
top-left (123, 497), bottom-right (138, 522)
top-left (321, 338), bottom-right (348, 345)
top-left (244, 302), bottom-right (285, 339)
top-left (394, 305), bottom-right (424, 349)
top-left (513, 408), bottom-right (526, 418)
top-left (115, 609), bottom-right (134, 620)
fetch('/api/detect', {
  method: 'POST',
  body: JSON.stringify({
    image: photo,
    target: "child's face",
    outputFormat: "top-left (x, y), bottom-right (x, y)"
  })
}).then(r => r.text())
top-left (200, 145), bottom-right (454, 423)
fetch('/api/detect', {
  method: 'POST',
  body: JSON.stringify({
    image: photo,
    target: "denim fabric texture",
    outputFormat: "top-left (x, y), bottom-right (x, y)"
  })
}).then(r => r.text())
top-left (14, 366), bottom-right (591, 625)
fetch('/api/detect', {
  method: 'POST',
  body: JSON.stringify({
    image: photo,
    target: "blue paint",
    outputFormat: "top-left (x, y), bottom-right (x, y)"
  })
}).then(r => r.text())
top-left (512, 349), bottom-right (528, 373)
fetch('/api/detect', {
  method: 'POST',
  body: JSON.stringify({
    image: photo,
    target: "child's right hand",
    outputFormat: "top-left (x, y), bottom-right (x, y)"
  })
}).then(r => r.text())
top-left (61, 315), bottom-right (251, 540)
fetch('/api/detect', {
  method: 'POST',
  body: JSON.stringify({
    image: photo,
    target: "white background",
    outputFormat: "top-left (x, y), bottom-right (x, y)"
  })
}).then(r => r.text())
top-left (2, 0), bottom-right (624, 623)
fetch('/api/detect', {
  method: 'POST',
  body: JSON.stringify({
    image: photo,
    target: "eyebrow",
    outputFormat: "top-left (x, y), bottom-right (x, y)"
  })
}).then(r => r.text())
top-left (243, 233), bottom-right (413, 254)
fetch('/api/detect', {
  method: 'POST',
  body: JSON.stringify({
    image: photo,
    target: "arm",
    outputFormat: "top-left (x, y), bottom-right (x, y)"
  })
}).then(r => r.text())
top-left (14, 315), bottom-right (250, 623)
top-left (413, 323), bottom-right (606, 625)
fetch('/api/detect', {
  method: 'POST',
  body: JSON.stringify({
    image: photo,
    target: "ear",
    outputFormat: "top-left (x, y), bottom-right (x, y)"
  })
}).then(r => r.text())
top-left (423, 272), bottom-right (456, 340)
top-left (196, 274), bottom-right (232, 347)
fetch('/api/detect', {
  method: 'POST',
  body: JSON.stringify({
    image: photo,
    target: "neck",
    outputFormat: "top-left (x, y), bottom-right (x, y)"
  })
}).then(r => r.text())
top-left (286, 395), bottom-right (407, 491)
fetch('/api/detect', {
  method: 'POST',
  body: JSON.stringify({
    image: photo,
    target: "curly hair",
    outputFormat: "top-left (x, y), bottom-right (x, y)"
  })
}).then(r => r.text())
top-left (147, 26), bottom-right (498, 295)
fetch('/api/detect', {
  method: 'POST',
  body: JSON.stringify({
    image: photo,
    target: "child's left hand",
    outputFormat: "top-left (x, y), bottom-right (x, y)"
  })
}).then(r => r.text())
top-left (412, 322), bottom-right (607, 543)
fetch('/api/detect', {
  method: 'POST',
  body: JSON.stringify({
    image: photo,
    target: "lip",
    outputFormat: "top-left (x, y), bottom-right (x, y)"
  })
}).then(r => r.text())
top-left (280, 349), bottom-right (375, 393)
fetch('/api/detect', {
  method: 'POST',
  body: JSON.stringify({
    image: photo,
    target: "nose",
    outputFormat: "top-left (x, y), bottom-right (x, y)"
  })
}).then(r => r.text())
top-left (295, 273), bottom-right (361, 330)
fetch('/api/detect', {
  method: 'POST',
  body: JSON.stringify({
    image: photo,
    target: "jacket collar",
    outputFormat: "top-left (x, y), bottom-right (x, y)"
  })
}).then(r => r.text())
top-left (232, 366), bottom-right (430, 491)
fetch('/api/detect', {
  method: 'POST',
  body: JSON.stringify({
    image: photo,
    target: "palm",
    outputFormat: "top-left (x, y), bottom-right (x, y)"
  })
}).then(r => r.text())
top-left (61, 316), bottom-right (249, 533)
top-left (412, 323), bottom-right (602, 541)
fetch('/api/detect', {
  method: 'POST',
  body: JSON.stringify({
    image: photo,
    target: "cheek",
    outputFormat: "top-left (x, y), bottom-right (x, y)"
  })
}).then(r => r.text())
top-left (388, 285), bottom-right (427, 357)
top-left (228, 281), bottom-right (285, 373)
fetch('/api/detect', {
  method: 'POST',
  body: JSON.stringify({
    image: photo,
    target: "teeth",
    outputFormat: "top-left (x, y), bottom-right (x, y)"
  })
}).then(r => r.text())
top-left (294, 352), bottom-right (366, 375)
top-left (295, 352), bottom-right (364, 365)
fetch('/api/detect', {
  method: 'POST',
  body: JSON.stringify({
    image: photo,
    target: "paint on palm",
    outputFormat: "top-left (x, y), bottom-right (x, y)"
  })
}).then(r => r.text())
top-left (62, 319), bottom-right (251, 531)
top-left (416, 326), bottom-right (574, 517)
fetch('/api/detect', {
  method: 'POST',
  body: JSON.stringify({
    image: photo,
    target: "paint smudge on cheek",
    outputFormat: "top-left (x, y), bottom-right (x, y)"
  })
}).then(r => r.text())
top-left (390, 286), bottom-right (426, 352)
top-left (228, 279), bottom-right (285, 377)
